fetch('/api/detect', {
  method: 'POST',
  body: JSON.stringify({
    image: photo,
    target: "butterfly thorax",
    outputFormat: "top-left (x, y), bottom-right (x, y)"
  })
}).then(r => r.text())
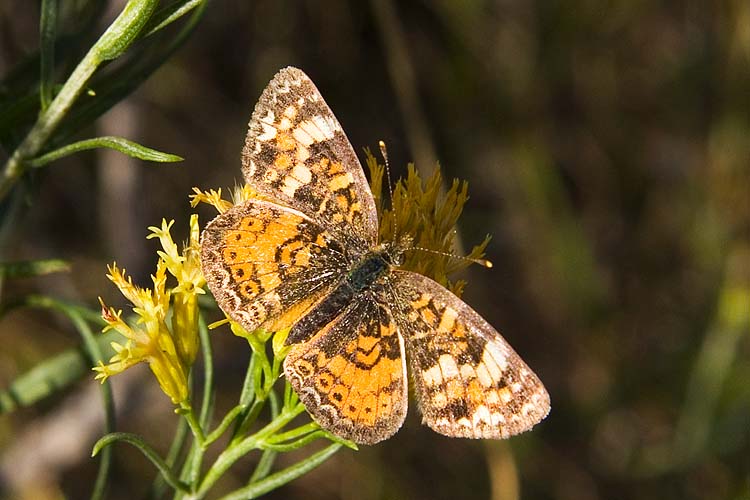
top-left (346, 251), bottom-right (390, 292)
top-left (286, 239), bottom-right (410, 345)
top-left (348, 234), bottom-right (409, 284)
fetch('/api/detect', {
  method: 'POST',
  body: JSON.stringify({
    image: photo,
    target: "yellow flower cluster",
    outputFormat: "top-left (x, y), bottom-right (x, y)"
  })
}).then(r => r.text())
top-left (94, 215), bottom-right (205, 404)
top-left (365, 152), bottom-right (491, 296)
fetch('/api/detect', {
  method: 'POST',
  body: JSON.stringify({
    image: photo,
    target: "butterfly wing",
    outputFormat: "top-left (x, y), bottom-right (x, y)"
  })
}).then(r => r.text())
top-left (242, 67), bottom-right (378, 251)
top-left (284, 286), bottom-right (408, 445)
top-left (201, 199), bottom-right (348, 333)
top-left (391, 271), bottom-right (550, 439)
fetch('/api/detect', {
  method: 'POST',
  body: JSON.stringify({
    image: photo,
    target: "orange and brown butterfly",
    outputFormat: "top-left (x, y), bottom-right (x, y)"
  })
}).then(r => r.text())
top-left (200, 67), bottom-right (550, 445)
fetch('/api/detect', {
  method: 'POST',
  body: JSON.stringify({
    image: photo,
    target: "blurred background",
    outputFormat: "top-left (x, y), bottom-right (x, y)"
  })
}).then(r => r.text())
top-left (1, 1), bottom-right (748, 499)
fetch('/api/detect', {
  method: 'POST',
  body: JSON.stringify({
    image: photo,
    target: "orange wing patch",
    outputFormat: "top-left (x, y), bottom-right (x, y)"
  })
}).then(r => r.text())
top-left (200, 199), bottom-right (345, 334)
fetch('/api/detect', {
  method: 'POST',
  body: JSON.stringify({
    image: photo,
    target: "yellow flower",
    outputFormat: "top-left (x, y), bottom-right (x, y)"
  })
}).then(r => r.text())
top-left (190, 185), bottom-right (257, 214)
top-left (95, 217), bottom-right (206, 404)
top-left (365, 151), bottom-right (491, 296)
top-left (147, 215), bottom-right (205, 365)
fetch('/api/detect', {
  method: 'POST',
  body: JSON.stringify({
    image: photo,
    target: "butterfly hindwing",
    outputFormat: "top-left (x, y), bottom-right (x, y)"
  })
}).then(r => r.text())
top-left (200, 199), bottom-right (348, 333)
top-left (284, 286), bottom-right (408, 445)
top-left (242, 67), bottom-right (378, 251)
top-left (391, 271), bottom-right (550, 439)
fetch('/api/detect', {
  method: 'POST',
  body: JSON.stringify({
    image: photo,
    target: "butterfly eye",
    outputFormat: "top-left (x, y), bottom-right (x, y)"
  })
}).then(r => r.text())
top-left (391, 252), bottom-right (404, 267)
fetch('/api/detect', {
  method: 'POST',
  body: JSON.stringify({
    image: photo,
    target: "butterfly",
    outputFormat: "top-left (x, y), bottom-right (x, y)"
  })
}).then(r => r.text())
top-left (200, 67), bottom-right (550, 445)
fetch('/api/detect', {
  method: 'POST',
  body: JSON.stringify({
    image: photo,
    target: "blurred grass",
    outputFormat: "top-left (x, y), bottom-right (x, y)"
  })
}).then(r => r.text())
top-left (1, 1), bottom-right (748, 500)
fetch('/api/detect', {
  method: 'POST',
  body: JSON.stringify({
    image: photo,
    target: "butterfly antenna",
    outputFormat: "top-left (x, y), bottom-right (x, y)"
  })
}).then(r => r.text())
top-left (379, 140), bottom-right (398, 240)
top-left (411, 245), bottom-right (493, 268)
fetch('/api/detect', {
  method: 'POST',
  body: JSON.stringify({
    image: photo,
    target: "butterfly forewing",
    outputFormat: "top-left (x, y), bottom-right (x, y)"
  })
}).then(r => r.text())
top-left (390, 271), bottom-right (550, 439)
top-left (200, 199), bottom-right (348, 333)
top-left (242, 67), bottom-right (378, 251)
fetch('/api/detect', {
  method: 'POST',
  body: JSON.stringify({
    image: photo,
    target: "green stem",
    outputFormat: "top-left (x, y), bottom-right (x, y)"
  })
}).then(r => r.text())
top-left (205, 405), bottom-right (245, 446)
top-left (195, 404), bottom-right (306, 498)
top-left (218, 444), bottom-right (343, 500)
top-left (148, 417), bottom-right (188, 500)
top-left (93, 432), bottom-right (189, 494)
top-left (0, 0), bottom-right (158, 201)
top-left (232, 399), bottom-right (266, 443)
top-left (247, 449), bottom-right (278, 484)
top-left (238, 353), bottom-right (257, 407)
top-left (180, 404), bottom-right (206, 448)
top-left (197, 316), bottom-right (214, 429)
top-left (265, 422), bottom-right (320, 445)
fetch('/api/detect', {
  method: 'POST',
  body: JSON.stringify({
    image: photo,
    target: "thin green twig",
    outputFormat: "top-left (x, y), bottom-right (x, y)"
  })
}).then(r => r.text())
top-left (0, 0), bottom-right (158, 201)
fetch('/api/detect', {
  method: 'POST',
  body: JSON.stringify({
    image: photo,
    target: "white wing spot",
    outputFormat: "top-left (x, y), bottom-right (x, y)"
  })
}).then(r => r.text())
top-left (438, 354), bottom-right (460, 380)
top-left (292, 124), bottom-right (315, 146)
top-left (257, 110), bottom-right (277, 140)
top-left (459, 363), bottom-right (476, 380)
top-left (312, 114), bottom-right (340, 137)
top-left (482, 348), bottom-right (503, 382)
top-left (423, 364), bottom-right (443, 387)
top-left (471, 405), bottom-right (491, 426)
top-left (291, 164), bottom-right (312, 183)
top-left (281, 175), bottom-right (302, 197)
top-left (279, 117), bottom-right (292, 131)
top-left (296, 144), bottom-right (310, 162)
top-left (283, 105), bottom-right (297, 118)
top-left (476, 363), bottom-right (493, 387)
top-left (485, 341), bottom-right (509, 371)
top-left (298, 118), bottom-right (328, 142)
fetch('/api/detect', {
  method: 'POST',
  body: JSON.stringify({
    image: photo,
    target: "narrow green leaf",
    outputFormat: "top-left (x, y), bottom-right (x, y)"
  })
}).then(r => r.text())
top-left (143, 0), bottom-right (205, 37)
top-left (29, 136), bottom-right (183, 168)
top-left (218, 444), bottom-right (343, 500)
top-left (198, 315), bottom-right (214, 429)
top-left (0, 329), bottom-right (118, 413)
top-left (39, 0), bottom-right (58, 111)
top-left (0, 259), bottom-right (70, 279)
top-left (205, 405), bottom-right (245, 446)
top-left (95, 0), bottom-right (159, 62)
top-left (148, 417), bottom-right (188, 499)
top-left (259, 431), bottom-right (329, 452)
top-left (263, 421), bottom-right (357, 451)
top-left (92, 432), bottom-right (189, 493)
top-left (247, 449), bottom-right (277, 484)
top-left (264, 422), bottom-right (320, 445)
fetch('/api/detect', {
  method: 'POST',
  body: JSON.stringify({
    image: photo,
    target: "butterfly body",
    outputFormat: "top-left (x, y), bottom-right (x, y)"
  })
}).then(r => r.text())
top-left (201, 67), bottom-right (550, 444)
